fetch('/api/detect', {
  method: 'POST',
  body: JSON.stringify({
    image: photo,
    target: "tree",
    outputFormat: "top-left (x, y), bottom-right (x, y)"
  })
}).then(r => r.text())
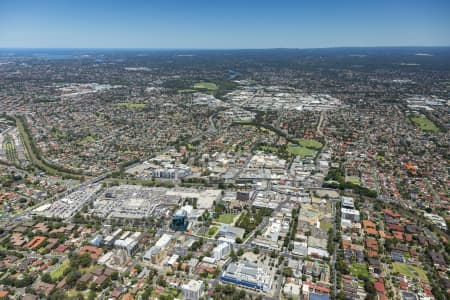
top-left (157, 275), bottom-right (167, 287)
top-left (76, 281), bottom-right (87, 291)
top-left (41, 273), bottom-right (52, 283)
top-left (49, 289), bottom-right (66, 300)
top-left (110, 271), bottom-right (119, 281)
top-left (88, 290), bottom-right (96, 300)
top-left (66, 270), bottom-right (81, 285)
top-left (230, 248), bottom-right (238, 262)
top-left (283, 268), bottom-right (293, 277)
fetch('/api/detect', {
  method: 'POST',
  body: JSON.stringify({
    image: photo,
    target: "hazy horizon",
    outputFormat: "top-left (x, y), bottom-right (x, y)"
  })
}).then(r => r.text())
top-left (1, 46), bottom-right (450, 51)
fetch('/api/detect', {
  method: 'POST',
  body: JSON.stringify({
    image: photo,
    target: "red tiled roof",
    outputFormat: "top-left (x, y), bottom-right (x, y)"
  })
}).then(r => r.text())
top-left (393, 231), bottom-right (404, 240)
top-left (378, 294), bottom-right (388, 300)
top-left (54, 245), bottom-right (69, 252)
top-left (388, 224), bottom-right (404, 232)
top-left (383, 209), bottom-right (401, 218)
top-left (26, 236), bottom-right (46, 249)
top-left (374, 281), bottom-right (385, 293)
top-left (362, 220), bottom-right (376, 229)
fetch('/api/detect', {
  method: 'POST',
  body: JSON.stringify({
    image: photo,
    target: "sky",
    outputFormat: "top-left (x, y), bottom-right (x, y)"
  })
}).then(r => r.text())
top-left (0, 0), bottom-right (449, 49)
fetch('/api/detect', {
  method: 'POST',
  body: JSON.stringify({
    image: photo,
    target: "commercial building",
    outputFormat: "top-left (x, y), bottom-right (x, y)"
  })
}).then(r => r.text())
top-left (167, 254), bottom-right (180, 267)
top-left (341, 197), bottom-right (355, 209)
top-left (104, 228), bottom-right (123, 246)
top-left (113, 231), bottom-right (141, 255)
top-left (292, 241), bottom-right (308, 256)
top-left (91, 185), bottom-right (181, 223)
top-left (283, 282), bottom-right (301, 299)
top-left (220, 261), bottom-right (272, 293)
top-left (212, 242), bottom-right (230, 260)
top-left (143, 234), bottom-right (173, 264)
top-left (341, 208), bottom-right (360, 223)
top-left (172, 209), bottom-right (188, 231)
top-left (181, 280), bottom-right (204, 300)
top-left (165, 189), bottom-right (221, 209)
top-left (152, 164), bottom-right (191, 179)
top-left (90, 235), bottom-right (103, 247)
top-left (217, 224), bottom-right (245, 241)
top-left (252, 219), bottom-right (283, 251)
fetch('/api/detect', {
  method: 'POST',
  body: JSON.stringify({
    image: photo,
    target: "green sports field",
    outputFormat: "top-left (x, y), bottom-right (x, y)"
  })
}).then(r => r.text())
top-left (410, 116), bottom-right (439, 132)
top-left (215, 213), bottom-right (235, 224)
top-left (115, 102), bottom-right (146, 108)
top-left (288, 146), bottom-right (317, 157)
top-left (50, 259), bottom-right (70, 280)
top-left (293, 138), bottom-right (323, 149)
top-left (194, 82), bottom-right (218, 91)
top-left (392, 262), bottom-right (428, 282)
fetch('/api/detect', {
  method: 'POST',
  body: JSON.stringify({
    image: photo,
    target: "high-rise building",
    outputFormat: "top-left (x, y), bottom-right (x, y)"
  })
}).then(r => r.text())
top-left (171, 209), bottom-right (188, 231)
top-left (181, 280), bottom-right (204, 300)
top-left (212, 242), bottom-right (230, 260)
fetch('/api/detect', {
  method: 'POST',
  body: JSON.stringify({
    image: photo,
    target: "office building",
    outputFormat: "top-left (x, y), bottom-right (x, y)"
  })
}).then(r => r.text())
top-left (220, 261), bottom-right (272, 293)
top-left (172, 209), bottom-right (188, 231)
top-left (212, 242), bottom-right (230, 260)
top-left (181, 280), bottom-right (204, 300)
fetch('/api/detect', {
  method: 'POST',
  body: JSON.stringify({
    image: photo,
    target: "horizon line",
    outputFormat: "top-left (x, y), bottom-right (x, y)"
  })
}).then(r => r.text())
top-left (1, 45), bottom-right (450, 51)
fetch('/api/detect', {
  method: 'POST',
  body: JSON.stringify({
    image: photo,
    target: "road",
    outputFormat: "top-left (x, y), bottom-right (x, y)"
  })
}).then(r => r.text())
top-left (208, 113), bottom-right (218, 133)
top-left (317, 110), bottom-right (326, 136)
top-left (206, 257), bottom-right (232, 300)
top-left (239, 89), bottom-right (262, 108)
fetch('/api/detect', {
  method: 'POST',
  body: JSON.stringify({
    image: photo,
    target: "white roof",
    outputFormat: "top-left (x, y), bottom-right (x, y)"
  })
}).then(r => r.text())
top-left (156, 234), bottom-right (172, 248)
top-left (182, 279), bottom-right (203, 292)
top-left (341, 208), bottom-right (360, 215)
top-left (202, 256), bottom-right (216, 264)
top-left (168, 254), bottom-right (179, 265)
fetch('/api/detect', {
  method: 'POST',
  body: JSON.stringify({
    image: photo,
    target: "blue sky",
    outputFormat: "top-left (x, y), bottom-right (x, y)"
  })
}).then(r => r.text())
top-left (0, 0), bottom-right (449, 48)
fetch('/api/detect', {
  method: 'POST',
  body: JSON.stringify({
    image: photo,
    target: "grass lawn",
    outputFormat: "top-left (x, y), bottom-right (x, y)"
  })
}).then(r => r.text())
top-left (392, 262), bottom-right (429, 282)
top-left (177, 89), bottom-right (197, 93)
top-left (347, 177), bottom-right (361, 185)
top-left (65, 289), bottom-right (82, 298)
top-left (293, 138), bottom-right (323, 149)
top-left (215, 214), bottom-right (235, 224)
top-left (115, 102), bottom-right (146, 108)
top-left (351, 263), bottom-right (370, 279)
top-left (194, 82), bottom-right (218, 91)
top-left (153, 288), bottom-right (180, 299)
top-left (205, 225), bottom-right (219, 238)
top-left (288, 146), bottom-right (317, 157)
top-left (410, 116), bottom-right (439, 132)
top-left (50, 259), bottom-right (70, 280)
